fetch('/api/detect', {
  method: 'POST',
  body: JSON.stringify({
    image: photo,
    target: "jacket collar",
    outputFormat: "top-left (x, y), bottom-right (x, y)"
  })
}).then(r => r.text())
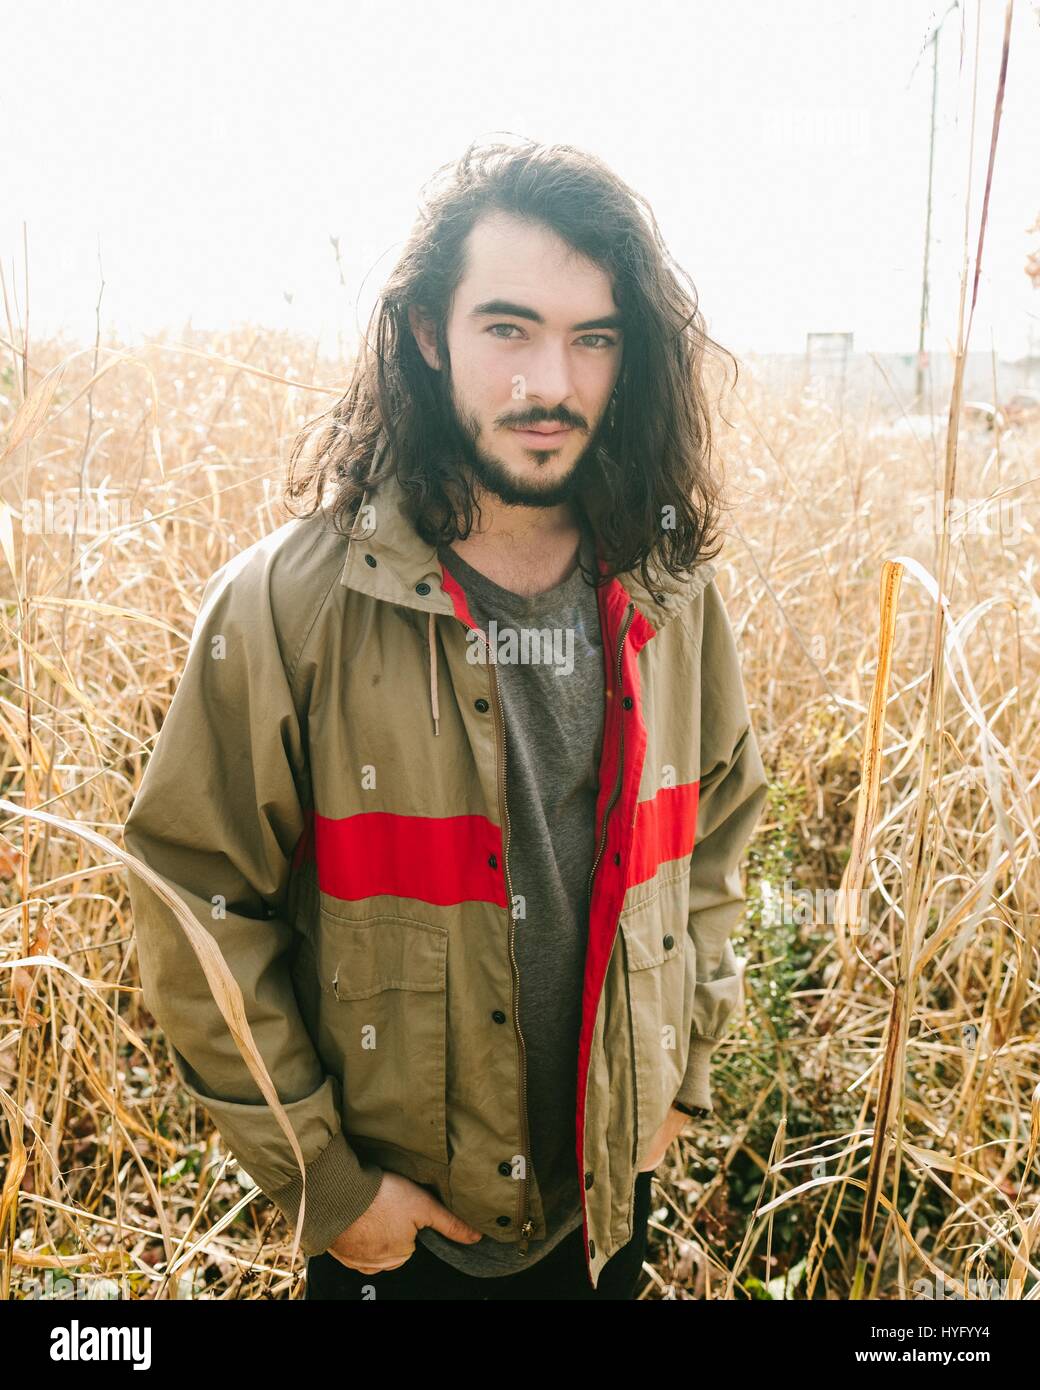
top-left (338, 443), bottom-right (717, 634)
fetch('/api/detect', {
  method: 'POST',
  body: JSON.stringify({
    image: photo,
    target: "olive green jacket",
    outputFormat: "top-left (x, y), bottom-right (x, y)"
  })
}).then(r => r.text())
top-left (123, 460), bottom-right (768, 1290)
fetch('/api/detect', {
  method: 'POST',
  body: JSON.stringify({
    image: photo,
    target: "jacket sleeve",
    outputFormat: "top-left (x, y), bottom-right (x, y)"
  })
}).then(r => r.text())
top-left (123, 547), bottom-right (384, 1256)
top-left (673, 578), bottom-right (768, 1115)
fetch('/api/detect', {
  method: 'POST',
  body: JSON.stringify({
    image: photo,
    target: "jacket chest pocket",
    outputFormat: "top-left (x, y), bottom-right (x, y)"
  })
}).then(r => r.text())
top-left (317, 911), bottom-right (449, 1166)
top-left (619, 879), bottom-right (694, 1169)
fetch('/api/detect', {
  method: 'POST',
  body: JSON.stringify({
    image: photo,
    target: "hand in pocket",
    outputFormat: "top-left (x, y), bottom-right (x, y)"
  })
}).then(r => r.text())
top-left (326, 1171), bottom-right (483, 1274)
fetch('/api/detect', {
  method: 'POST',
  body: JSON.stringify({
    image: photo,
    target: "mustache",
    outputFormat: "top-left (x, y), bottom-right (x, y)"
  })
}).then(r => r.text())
top-left (501, 412), bottom-right (587, 430)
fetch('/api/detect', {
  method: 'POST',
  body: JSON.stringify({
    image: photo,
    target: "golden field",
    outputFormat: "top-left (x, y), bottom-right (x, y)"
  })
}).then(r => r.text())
top-left (1, 326), bottom-right (1037, 1299)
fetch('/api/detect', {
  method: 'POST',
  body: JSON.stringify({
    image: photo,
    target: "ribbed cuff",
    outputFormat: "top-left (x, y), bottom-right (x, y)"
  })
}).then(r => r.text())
top-left (269, 1132), bottom-right (385, 1257)
top-left (673, 1037), bottom-right (716, 1114)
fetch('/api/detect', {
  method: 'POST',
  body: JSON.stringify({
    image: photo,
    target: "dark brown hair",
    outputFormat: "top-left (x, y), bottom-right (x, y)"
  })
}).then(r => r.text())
top-left (284, 136), bottom-right (736, 589)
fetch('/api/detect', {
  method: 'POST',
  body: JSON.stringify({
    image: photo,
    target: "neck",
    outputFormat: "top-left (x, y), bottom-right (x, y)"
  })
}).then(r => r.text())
top-left (448, 487), bottom-right (586, 597)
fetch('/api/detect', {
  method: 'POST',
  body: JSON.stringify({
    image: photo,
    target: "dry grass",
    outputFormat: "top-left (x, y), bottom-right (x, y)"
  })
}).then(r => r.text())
top-left (0, 323), bottom-right (1036, 1300)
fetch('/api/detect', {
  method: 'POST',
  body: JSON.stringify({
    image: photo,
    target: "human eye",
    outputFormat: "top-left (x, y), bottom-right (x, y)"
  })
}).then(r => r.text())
top-left (576, 334), bottom-right (617, 349)
top-left (487, 323), bottom-right (525, 340)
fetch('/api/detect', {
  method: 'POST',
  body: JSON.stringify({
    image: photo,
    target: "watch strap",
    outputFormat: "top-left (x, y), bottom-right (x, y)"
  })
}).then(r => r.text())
top-left (672, 1099), bottom-right (709, 1118)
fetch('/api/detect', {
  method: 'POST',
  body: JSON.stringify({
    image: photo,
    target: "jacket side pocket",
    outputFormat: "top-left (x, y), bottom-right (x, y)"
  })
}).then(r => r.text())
top-left (619, 874), bottom-right (694, 1171)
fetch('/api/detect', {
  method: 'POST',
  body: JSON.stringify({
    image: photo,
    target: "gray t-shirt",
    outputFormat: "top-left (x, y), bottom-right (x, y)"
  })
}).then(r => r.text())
top-left (415, 529), bottom-right (605, 1277)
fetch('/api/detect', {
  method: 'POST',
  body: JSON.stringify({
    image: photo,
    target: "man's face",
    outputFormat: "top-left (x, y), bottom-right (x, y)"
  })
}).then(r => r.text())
top-left (410, 211), bottom-right (624, 508)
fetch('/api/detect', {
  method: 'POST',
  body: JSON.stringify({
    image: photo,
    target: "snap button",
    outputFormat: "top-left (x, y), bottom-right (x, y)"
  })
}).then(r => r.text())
top-left (364, 553), bottom-right (377, 567)
top-left (584, 1171), bottom-right (594, 1190)
top-left (496, 1215), bottom-right (511, 1227)
top-left (498, 1161), bottom-right (512, 1177)
top-left (613, 851), bottom-right (621, 866)
top-left (654, 592), bottom-right (665, 604)
top-left (622, 696), bottom-right (633, 710)
top-left (588, 1239), bottom-right (596, 1258)
top-left (475, 698), bottom-right (489, 713)
top-left (491, 1010), bottom-right (507, 1024)
top-left (415, 581), bottom-right (431, 595)
top-left (488, 853), bottom-right (498, 869)
top-left (663, 934), bottom-right (675, 950)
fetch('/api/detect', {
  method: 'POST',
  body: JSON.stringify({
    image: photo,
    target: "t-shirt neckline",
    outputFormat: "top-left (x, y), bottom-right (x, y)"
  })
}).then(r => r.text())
top-left (438, 526), bottom-right (597, 614)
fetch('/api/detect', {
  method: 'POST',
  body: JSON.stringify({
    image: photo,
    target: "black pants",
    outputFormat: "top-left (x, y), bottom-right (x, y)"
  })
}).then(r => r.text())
top-left (305, 1170), bottom-right (653, 1301)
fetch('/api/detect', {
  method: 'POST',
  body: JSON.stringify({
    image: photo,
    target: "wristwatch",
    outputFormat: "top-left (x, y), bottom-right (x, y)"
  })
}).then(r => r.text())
top-left (672, 1099), bottom-right (710, 1118)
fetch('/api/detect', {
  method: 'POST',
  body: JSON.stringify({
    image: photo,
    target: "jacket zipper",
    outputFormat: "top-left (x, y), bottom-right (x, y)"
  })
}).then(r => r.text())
top-left (579, 601), bottom-right (636, 1234)
top-left (585, 602), bottom-right (635, 915)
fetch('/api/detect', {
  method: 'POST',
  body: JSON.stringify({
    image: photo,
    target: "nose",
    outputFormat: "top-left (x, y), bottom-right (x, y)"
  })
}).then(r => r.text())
top-left (520, 338), bottom-right (579, 416)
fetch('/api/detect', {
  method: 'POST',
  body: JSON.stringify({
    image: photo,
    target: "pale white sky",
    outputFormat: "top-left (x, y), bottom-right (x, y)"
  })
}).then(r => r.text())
top-left (2, 0), bottom-right (1038, 358)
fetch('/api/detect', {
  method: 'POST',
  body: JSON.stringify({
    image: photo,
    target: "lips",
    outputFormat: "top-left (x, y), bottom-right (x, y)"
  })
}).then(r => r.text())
top-left (510, 425), bottom-right (573, 443)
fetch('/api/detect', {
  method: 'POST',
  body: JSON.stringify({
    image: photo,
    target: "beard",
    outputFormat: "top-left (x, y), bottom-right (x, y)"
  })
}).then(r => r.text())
top-left (438, 370), bottom-right (611, 509)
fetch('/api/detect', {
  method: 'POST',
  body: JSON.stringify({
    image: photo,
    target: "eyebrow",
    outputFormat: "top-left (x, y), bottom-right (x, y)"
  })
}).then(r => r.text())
top-left (469, 298), bottom-right (624, 332)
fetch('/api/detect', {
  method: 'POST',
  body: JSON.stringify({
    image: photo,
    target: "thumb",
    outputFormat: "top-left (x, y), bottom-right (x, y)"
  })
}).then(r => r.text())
top-left (419, 1192), bottom-right (484, 1244)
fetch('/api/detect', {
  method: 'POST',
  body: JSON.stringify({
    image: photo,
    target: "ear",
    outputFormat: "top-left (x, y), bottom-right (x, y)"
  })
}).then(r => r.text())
top-left (408, 304), bottom-right (441, 371)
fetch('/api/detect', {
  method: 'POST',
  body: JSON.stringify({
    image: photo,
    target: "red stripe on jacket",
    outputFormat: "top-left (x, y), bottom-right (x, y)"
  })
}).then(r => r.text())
top-left (628, 781), bottom-right (700, 886)
top-left (313, 810), bottom-right (507, 907)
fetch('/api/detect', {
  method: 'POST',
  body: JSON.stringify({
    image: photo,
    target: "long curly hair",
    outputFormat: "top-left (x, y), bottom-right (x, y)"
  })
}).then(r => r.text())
top-left (284, 136), bottom-right (736, 589)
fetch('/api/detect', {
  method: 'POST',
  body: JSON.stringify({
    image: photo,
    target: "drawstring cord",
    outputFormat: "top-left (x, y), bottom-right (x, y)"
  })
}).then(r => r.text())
top-left (427, 610), bottom-right (440, 736)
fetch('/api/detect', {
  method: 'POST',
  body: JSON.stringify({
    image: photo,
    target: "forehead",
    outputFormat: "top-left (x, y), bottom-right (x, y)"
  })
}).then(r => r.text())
top-left (453, 211), bottom-right (618, 317)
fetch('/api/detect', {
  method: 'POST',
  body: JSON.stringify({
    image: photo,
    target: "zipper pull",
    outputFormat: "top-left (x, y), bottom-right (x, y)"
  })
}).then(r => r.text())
top-left (518, 1219), bottom-right (533, 1255)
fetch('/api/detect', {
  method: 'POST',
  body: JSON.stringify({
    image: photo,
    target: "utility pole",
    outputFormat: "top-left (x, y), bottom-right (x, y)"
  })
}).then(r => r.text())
top-left (915, 3), bottom-right (959, 409)
top-left (915, 26), bottom-right (940, 406)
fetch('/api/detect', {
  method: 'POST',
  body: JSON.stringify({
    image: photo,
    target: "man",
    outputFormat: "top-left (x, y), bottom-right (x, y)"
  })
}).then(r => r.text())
top-left (123, 138), bottom-right (769, 1301)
